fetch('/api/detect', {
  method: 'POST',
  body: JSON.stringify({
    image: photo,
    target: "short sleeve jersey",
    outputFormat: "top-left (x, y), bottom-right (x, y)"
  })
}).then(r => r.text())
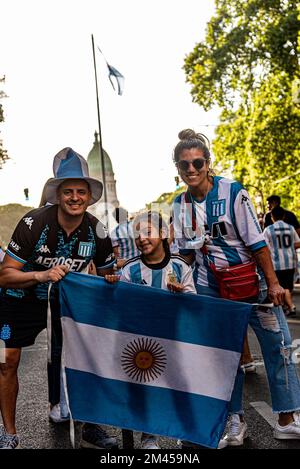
top-left (173, 176), bottom-right (266, 289)
top-left (3, 205), bottom-right (114, 301)
top-left (263, 221), bottom-right (300, 271)
top-left (110, 221), bottom-right (139, 260)
top-left (121, 253), bottom-right (196, 294)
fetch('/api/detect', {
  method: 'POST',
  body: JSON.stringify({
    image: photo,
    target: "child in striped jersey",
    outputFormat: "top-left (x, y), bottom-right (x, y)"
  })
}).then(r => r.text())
top-left (105, 210), bottom-right (196, 449)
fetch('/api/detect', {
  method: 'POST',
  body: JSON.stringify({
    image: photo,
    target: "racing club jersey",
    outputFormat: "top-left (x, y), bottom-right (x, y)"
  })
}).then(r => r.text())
top-left (2, 205), bottom-right (114, 301)
top-left (173, 176), bottom-right (267, 289)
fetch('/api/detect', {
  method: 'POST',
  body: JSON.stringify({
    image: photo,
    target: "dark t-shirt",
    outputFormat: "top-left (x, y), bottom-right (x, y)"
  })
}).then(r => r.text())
top-left (264, 209), bottom-right (300, 230)
top-left (2, 205), bottom-right (114, 301)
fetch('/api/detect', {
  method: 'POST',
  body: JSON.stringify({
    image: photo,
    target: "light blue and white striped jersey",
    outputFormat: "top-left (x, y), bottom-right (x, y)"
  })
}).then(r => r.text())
top-left (121, 254), bottom-right (196, 294)
top-left (263, 221), bottom-right (300, 271)
top-left (111, 221), bottom-right (139, 260)
top-left (173, 176), bottom-right (266, 288)
top-left (170, 239), bottom-right (179, 254)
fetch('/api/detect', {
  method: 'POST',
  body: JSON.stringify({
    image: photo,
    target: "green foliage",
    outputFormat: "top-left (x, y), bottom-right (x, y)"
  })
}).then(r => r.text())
top-left (214, 73), bottom-right (300, 214)
top-left (147, 187), bottom-right (186, 205)
top-left (185, 0), bottom-right (299, 110)
top-left (146, 187), bottom-right (186, 217)
top-left (0, 204), bottom-right (33, 248)
top-left (184, 0), bottom-right (300, 216)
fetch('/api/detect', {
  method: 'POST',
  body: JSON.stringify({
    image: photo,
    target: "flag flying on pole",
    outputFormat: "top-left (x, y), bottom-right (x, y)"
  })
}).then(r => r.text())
top-left (97, 46), bottom-right (124, 95)
top-left (59, 272), bottom-right (252, 448)
top-left (107, 64), bottom-right (124, 96)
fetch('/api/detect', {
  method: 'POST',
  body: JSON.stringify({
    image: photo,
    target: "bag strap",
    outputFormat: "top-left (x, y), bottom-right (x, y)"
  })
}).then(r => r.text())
top-left (199, 243), bottom-right (217, 271)
top-left (184, 191), bottom-right (197, 231)
top-left (184, 191), bottom-right (213, 263)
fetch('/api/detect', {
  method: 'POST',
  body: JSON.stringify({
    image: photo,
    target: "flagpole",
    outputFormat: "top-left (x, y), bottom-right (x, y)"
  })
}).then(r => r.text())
top-left (91, 34), bottom-right (108, 227)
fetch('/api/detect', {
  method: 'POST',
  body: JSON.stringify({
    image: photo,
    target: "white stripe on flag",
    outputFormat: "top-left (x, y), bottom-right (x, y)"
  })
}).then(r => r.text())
top-left (62, 317), bottom-right (240, 402)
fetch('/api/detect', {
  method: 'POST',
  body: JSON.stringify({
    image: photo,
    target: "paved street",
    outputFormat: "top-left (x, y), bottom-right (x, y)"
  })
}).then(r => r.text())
top-left (1, 286), bottom-right (300, 450)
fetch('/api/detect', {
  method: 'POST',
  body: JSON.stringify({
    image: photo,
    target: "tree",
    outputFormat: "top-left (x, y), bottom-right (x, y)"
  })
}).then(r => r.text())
top-left (184, 0), bottom-right (300, 215)
top-left (213, 72), bottom-right (300, 213)
top-left (185, 0), bottom-right (299, 110)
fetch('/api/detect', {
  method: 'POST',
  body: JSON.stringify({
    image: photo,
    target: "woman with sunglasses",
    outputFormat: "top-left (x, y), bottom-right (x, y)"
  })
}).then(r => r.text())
top-left (172, 129), bottom-right (300, 447)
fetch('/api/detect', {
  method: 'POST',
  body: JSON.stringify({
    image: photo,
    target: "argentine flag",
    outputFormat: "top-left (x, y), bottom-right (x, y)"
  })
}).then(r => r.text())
top-left (59, 272), bottom-right (252, 448)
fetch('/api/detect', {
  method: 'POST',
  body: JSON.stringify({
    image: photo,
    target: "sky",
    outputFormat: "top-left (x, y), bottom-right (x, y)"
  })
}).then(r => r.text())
top-left (0, 0), bottom-right (218, 213)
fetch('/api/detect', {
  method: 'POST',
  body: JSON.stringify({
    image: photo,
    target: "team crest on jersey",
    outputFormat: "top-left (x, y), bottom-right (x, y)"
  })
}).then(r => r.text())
top-left (78, 242), bottom-right (93, 257)
top-left (211, 199), bottom-right (226, 217)
top-left (0, 324), bottom-right (11, 340)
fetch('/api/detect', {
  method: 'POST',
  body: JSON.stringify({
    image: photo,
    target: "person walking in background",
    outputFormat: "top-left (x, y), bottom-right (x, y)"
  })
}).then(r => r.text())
top-left (264, 195), bottom-right (300, 235)
top-left (263, 206), bottom-right (300, 316)
top-left (110, 207), bottom-right (139, 270)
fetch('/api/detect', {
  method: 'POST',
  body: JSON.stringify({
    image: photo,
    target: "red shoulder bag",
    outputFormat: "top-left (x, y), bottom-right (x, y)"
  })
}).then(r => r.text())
top-left (209, 260), bottom-right (259, 301)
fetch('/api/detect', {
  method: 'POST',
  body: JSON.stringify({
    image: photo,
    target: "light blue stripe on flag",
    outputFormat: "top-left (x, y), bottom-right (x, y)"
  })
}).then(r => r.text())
top-left (66, 369), bottom-right (229, 448)
top-left (59, 272), bottom-right (252, 448)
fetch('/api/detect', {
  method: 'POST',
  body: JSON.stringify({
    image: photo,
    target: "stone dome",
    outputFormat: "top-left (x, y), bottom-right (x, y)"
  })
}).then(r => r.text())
top-left (87, 131), bottom-right (113, 180)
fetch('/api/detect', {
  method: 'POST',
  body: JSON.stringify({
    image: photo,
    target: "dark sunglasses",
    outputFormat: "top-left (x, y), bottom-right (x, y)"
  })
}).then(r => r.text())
top-left (177, 158), bottom-right (206, 172)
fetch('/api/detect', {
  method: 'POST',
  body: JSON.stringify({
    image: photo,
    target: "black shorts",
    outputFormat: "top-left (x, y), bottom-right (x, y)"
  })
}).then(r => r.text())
top-left (0, 296), bottom-right (48, 348)
top-left (275, 269), bottom-right (295, 291)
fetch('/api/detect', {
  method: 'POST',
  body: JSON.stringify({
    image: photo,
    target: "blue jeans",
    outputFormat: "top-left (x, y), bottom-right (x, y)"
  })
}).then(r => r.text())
top-left (196, 284), bottom-right (300, 414)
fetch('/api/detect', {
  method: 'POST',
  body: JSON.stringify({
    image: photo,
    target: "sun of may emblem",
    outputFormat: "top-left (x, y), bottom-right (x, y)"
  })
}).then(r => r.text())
top-left (121, 337), bottom-right (167, 383)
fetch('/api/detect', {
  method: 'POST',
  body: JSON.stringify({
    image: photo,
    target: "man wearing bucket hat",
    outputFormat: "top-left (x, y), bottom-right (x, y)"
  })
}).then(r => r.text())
top-left (0, 148), bottom-right (118, 449)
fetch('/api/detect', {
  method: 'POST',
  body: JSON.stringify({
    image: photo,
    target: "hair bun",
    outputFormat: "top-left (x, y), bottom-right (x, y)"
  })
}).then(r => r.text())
top-left (178, 129), bottom-right (210, 149)
top-left (178, 129), bottom-right (197, 140)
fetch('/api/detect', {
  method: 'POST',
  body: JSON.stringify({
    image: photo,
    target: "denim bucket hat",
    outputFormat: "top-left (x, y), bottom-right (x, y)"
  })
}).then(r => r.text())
top-left (44, 147), bottom-right (103, 206)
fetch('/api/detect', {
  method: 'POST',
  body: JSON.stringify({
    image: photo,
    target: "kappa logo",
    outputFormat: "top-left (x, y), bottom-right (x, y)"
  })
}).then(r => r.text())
top-left (105, 253), bottom-right (114, 263)
top-left (9, 240), bottom-right (21, 251)
top-left (241, 194), bottom-right (249, 204)
top-left (23, 217), bottom-right (34, 230)
top-left (38, 244), bottom-right (50, 254)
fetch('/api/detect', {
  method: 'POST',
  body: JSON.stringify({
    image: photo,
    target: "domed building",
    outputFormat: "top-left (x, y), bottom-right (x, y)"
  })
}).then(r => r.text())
top-left (87, 131), bottom-right (119, 218)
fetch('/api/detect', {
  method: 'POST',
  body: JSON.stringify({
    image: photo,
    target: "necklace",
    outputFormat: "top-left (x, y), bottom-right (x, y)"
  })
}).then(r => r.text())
top-left (189, 175), bottom-right (213, 201)
top-left (186, 176), bottom-right (213, 232)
